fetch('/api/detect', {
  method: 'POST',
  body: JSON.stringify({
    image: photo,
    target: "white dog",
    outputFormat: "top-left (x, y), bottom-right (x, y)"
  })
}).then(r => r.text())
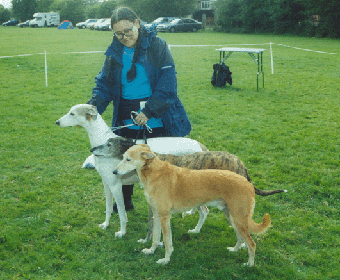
top-left (56, 104), bottom-right (205, 237)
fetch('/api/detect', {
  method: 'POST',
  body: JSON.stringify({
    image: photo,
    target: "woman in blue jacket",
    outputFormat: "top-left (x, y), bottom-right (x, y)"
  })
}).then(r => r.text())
top-left (87, 7), bottom-right (192, 211)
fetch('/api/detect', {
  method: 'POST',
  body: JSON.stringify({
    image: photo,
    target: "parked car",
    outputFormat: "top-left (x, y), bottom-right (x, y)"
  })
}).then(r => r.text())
top-left (139, 20), bottom-right (147, 26)
top-left (17, 20), bottom-right (31, 28)
top-left (76, 19), bottom-right (98, 29)
top-left (99, 18), bottom-right (111, 31)
top-left (87, 21), bottom-right (97, 29)
top-left (157, 18), bottom-right (202, 33)
top-left (2, 19), bottom-right (19, 26)
top-left (92, 19), bottom-right (106, 30)
top-left (144, 17), bottom-right (178, 29)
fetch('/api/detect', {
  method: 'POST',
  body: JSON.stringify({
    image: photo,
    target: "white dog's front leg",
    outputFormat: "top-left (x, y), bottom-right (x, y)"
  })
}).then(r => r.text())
top-left (99, 183), bottom-right (113, 229)
top-left (111, 184), bottom-right (127, 238)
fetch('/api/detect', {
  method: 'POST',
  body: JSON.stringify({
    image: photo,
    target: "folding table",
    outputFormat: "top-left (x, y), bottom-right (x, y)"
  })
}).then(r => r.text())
top-left (216, 48), bottom-right (266, 90)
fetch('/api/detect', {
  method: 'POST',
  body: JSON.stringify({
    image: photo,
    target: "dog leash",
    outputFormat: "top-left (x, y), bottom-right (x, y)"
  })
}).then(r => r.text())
top-left (131, 111), bottom-right (153, 133)
top-left (109, 111), bottom-right (153, 133)
top-left (134, 125), bottom-right (148, 144)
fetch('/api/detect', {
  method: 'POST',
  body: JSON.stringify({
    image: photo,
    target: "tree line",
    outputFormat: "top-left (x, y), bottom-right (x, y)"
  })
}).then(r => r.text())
top-left (1, 0), bottom-right (339, 38)
top-left (0, 0), bottom-right (196, 26)
top-left (215, 0), bottom-right (340, 38)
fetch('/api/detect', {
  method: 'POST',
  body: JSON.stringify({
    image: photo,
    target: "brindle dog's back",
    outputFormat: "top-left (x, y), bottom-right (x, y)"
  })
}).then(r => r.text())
top-left (112, 137), bottom-right (285, 196)
top-left (158, 151), bottom-right (250, 181)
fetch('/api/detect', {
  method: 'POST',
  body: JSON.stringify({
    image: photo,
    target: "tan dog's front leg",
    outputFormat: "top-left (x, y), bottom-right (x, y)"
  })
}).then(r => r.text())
top-left (156, 214), bottom-right (173, 265)
top-left (138, 206), bottom-right (153, 243)
top-left (142, 212), bottom-right (161, 255)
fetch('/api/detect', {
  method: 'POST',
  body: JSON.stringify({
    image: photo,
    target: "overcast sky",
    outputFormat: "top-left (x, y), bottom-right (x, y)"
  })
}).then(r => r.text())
top-left (0, 0), bottom-right (104, 9)
top-left (1, 0), bottom-right (12, 9)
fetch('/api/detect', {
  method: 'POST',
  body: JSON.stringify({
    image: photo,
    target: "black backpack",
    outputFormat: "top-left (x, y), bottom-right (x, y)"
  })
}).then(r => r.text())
top-left (211, 62), bottom-right (232, 87)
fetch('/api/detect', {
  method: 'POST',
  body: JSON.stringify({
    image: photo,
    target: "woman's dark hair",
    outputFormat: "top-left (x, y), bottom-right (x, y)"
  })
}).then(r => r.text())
top-left (108, 6), bottom-right (143, 83)
top-left (110, 6), bottom-right (139, 29)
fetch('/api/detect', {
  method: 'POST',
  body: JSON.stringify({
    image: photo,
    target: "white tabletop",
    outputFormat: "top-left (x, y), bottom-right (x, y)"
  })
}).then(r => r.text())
top-left (217, 47), bottom-right (266, 53)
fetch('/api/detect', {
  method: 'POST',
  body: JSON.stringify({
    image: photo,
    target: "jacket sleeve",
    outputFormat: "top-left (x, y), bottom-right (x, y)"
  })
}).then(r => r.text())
top-left (87, 57), bottom-right (113, 115)
top-left (142, 37), bottom-right (176, 119)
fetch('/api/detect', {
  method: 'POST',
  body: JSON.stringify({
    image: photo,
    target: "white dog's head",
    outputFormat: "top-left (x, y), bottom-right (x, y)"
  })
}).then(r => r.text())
top-left (113, 144), bottom-right (156, 176)
top-left (56, 104), bottom-right (98, 127)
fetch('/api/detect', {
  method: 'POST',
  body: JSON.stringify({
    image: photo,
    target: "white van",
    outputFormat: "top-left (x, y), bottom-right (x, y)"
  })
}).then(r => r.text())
top-left (30, 12), bottom-right (60, 27)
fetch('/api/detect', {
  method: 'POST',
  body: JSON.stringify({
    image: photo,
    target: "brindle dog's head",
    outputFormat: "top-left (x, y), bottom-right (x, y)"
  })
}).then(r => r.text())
top-left (91, 137), bottom-right (135, 159)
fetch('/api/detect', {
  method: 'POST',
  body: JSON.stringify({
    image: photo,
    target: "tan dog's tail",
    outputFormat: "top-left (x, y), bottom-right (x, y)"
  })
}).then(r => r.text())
top-left (249, 213), bottom-right (271, 234)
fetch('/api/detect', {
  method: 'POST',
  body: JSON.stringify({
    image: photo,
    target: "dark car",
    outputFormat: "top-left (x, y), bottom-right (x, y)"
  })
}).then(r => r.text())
top-left (157, 18), bottom-right (202, 33)
top-left (2, 19), bottom-right (19, 26)
top-left (18, 20), bottom-right (31, 28)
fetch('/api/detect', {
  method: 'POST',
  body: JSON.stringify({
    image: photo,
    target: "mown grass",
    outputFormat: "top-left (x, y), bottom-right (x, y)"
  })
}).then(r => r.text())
top-left (0, 27), bottom-right (339, 279)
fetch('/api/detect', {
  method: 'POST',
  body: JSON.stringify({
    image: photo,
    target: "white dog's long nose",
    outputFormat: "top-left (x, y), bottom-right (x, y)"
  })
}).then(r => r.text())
top-left (56, 120), bottom-right (60, 126)
top-left (112, 170), bottom-right (118, 175)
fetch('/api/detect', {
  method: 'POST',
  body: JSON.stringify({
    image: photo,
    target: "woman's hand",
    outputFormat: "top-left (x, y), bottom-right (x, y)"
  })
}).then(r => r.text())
top-left (135, 112), bottom-right (149, 126)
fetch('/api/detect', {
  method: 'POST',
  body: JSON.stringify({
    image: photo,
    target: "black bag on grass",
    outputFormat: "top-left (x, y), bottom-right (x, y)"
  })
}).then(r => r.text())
top-left (211, 62), bottom-right (232, 87)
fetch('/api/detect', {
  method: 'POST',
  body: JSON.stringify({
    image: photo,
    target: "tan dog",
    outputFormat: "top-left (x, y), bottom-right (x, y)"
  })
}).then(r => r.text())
top-left (113, 144), bottom-right (271, 266)
top-left (93, 137), bottom-right (284, 242)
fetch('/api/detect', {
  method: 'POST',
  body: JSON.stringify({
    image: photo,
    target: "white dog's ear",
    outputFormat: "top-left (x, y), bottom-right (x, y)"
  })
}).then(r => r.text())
top-left (141, 151), bottom-right (156, 160)
top-left (86, 106), bottom-right (98, 121)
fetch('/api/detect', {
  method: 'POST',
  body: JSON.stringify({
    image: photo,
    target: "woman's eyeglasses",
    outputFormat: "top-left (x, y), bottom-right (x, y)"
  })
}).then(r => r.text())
top-left (113, 26), bottom-right (134, 40)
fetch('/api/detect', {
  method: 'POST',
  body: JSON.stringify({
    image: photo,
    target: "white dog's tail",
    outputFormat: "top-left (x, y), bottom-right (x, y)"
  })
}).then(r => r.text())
top-left (249, 213), bottom-right (271, 234)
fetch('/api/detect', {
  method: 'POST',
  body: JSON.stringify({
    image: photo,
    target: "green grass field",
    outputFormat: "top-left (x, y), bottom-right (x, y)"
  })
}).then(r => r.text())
top-left (1, 27), bottom-right (339, 279)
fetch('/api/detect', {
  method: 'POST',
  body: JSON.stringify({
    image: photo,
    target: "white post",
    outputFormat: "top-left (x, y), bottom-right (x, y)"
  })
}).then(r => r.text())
top-left (45, 50), bottom-right (48, 87)
top-left (270, 42), bottom-right (274, 74)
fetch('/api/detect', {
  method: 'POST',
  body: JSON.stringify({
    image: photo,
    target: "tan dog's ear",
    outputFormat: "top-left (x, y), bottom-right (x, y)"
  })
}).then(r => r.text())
top-left (141, 151), bottom-right (156, 160)
top-left (86, 105), bottom-right (98, 121)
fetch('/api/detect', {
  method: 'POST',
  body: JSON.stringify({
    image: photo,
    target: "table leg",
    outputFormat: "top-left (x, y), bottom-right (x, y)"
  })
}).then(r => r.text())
top-left (257, 52), bottom-right (265, 90)
top-left (257, 53), bottom-right (260, 90)
top-left (262, 52), bottom-right (265, 88)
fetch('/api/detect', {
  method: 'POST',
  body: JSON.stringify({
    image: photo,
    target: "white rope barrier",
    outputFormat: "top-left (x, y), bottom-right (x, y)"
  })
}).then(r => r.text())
top-left (0, 42), bottom-right (336, 59)
top-left (62, 51), bottom-right (105, 54)
top-left (169, 43), bottom-right (271, 48)
top-left (0, 43), bottom-right (336, 87)
top-left (0, 53), bottom-right (41, 59)
top-left (275, 43), bottom-right (336, 55)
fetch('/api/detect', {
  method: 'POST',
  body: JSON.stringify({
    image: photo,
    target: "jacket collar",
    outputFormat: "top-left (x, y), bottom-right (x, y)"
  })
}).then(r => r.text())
top-left (139, 26), bottom-right (157, 49)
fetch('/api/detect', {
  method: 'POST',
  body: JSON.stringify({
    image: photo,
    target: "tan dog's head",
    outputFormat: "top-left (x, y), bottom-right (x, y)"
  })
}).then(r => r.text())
top-left (56, 104), bottom-right (98, 127)
top-left (113, 144), bottom-right (156, 175)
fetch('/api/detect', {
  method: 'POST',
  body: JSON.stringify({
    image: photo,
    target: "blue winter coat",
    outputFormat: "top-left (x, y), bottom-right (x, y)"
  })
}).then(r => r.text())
top-left (88, 27), bottom-right (191, 137)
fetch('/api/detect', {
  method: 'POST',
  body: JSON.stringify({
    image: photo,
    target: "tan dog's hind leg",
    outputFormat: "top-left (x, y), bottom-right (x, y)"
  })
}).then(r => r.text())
top-left (156, 214), bottom-right (173, 265)
top-left (224, 210), bottom-right (246, 252)
top-left (232, 222), bottom-right (256, 266)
